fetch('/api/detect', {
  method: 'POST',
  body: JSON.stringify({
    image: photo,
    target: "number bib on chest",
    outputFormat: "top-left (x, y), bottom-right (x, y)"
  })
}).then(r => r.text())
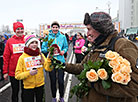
top-left (24, 56), bottom-right (42, 70)
top-left (12, 44), bottom-right (25, 54)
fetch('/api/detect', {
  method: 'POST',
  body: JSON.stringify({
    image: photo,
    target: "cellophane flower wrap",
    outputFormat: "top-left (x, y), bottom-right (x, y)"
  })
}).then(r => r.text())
top-left (70, 50), bottom-right (132, 100)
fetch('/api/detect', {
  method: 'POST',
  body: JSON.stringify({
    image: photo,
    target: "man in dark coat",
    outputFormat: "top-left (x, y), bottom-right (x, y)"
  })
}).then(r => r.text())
top-left (65, 12), bottom-right (138, 102)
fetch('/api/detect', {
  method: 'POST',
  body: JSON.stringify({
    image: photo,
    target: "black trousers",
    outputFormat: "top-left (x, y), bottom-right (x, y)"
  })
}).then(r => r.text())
top-left (75, 53), bottom-right (84, 63)
top-left (0, 57), bottom-right (4, 80)
top-left (22, 85), bottom-right (44, 102)
top-left (10, 76), bottom-right (23, 102)
top-left (49, 69), bottom-right (64, 98)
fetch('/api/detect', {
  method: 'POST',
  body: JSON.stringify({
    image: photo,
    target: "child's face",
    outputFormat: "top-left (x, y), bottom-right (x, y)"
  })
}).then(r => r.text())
top-left (28, 41), bottom-right (38, 50)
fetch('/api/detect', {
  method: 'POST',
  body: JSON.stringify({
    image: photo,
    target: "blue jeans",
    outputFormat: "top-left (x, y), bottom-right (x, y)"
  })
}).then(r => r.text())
top-left (49, 69), bottom-right (64, 98)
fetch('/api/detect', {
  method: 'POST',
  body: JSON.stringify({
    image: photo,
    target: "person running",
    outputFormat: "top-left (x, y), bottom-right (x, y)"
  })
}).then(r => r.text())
top-left (15, 34), bottom-right (52, 102)
top-left (3, 21), bottom-right (25, 102)
top-left (41, 21), bottom-right (68, 102)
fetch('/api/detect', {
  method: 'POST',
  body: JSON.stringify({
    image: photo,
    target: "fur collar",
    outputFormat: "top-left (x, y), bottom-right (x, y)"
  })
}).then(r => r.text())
top-left (24, 47), bottom-right (40, 56)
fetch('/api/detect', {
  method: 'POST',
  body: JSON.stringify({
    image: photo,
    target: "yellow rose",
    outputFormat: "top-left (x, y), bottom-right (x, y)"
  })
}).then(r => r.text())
top-left (121, 73), bottom-right (131, 85)
top-left (105, 50), bottom-right (119, 60)
top-left (97, 69), bottom-right (108, 80)
top-left (136, 36), bottom-right (138, 40)
top-left (111, 72), bottom-right (124, 84)
top-left (86, 69), bottom-right (98, 82)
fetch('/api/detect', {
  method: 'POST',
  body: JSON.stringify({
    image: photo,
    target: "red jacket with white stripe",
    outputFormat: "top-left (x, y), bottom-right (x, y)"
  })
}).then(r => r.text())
top-left (3, 35), bottom-right (25, 76)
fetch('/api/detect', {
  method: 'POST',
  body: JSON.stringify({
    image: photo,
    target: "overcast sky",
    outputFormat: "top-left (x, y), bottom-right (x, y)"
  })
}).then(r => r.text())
top-left (0, 0), bottom-right (119, 30)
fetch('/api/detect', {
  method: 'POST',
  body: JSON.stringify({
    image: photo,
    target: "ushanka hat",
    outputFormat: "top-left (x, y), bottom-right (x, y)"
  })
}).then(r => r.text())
top-left (13, 22), bottom-right (24, 32)
top-left (84, 12), bottom-right (115, 36)
top-left (24, 34), bottom-right (40, 49)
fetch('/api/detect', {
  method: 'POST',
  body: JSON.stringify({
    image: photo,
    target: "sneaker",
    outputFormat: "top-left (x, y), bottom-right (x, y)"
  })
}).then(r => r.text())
top-left (59, 98), bottom-right (64, 102)
top-left (52, 98), bottom-right (57, 102)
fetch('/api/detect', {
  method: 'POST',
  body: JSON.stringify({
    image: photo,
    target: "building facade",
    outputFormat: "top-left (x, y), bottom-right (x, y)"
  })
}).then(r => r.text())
top-left (119, 0), bottom-right (138, 30)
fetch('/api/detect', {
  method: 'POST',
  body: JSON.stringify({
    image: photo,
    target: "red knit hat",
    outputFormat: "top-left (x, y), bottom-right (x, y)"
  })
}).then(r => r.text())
top-left (13, 22), bottom-right (24, 32)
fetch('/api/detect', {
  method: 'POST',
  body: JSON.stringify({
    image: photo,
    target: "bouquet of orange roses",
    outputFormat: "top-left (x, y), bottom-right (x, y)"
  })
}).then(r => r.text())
top-left (70, 50), bottom-right (132, 99)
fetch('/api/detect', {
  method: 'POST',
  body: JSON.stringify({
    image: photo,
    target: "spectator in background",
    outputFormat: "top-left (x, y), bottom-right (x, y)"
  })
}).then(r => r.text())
top-left (65, 33), bottom-right (69, 44)
top-left (74, 32), bottom-right (85, 63)
top-left (3, 22), bottom-right (25, 102)
top-left (1, 35), bottom-right (8, 45)
top-left (72, 34), bottom-right (77, 47)
top-left (0, 35), bottom-right (5, 81)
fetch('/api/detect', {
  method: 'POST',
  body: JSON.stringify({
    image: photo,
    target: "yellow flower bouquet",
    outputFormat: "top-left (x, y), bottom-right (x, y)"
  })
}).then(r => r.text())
top-left (70, 50), bottom-right (132, 99)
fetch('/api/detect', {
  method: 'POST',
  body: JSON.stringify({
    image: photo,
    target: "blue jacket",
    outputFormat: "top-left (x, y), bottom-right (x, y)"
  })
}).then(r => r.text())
top-left (41, 30), bottom-right (68, 63)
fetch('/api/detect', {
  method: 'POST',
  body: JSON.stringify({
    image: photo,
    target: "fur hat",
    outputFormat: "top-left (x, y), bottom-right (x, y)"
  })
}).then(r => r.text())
top-left (13, 22), bottom-right (24, 32)
top-left (51, 21), bottom-right (60, 28)
top-left (84, 12), bottom-right (115, 36)
top-left (24, 34), bottom-right (40, 49)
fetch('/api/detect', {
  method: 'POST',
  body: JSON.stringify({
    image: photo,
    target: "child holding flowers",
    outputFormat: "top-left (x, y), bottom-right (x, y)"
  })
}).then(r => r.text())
top-left (64, 12), bottom-right (138, 102)
top-left (15, 35), bottom-right (53, 102)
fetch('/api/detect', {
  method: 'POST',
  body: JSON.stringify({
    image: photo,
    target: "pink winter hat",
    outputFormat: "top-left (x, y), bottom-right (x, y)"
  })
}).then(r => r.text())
top-left (24, 34), bottom-right (40, 49)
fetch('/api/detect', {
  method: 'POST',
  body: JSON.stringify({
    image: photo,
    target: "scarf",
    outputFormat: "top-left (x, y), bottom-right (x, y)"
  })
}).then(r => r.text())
top-left (24, 47), bottom-right (40, 56)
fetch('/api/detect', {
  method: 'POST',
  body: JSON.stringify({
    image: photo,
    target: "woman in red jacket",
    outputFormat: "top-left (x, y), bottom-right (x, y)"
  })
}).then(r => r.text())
top-left (3, 22), bottom-right (25, 102)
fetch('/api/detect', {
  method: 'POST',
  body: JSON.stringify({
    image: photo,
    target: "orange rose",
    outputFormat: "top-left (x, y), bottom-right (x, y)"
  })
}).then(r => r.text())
top-left (120, 73), bottom-right (131, 85)
top-left (122, 58), bottom-right (130, 66)
top-left (120, 64), bottom-right (132, 73)
top-left (111, 72), bottom-right (124, 84)
top-left (115, 56), bottom-right (124, 64)
top-left (97, 69), bottom-right (108, 80)
top-left (86, 69), bottom-right (98, 82)
top-left (109, 60), bottom-right (119, 69)
top-left (112, 64), bottom-right (122, 73)
top-left (105, 50), bottom-right (119, 60)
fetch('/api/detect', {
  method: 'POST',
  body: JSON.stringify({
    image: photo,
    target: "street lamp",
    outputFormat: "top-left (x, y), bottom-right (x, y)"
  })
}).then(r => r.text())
top-left (107, 1), bottom-right (111, 15)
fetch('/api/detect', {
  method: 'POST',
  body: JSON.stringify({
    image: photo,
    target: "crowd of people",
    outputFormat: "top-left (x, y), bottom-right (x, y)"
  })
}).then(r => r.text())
top-left (0, 11), bottom-right (138, 102)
